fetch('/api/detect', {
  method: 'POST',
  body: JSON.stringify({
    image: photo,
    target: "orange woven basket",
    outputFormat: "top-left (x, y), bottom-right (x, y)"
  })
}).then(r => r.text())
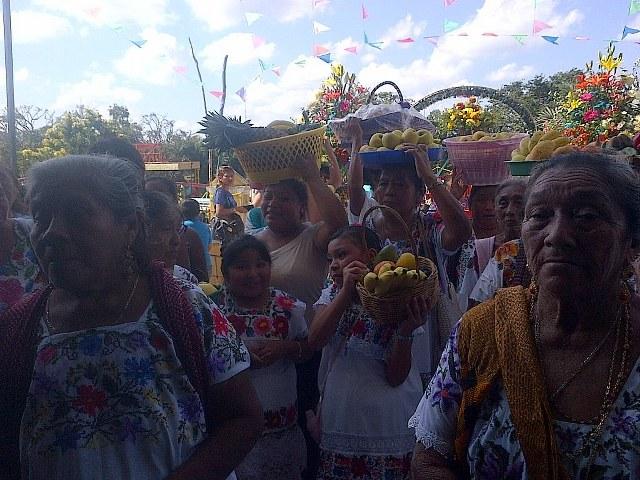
top-left (356, 205), bottom-right (439, 326)
top-left (234, 126), bottom-right (326, 184)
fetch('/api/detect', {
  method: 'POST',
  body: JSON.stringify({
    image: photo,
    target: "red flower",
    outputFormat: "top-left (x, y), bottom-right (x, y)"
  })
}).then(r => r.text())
top-left (583, 109), bottom-right (600, 122)
top-left (351, 320), bottom-right (366, 336)
top-left (351, 457), bottom-right (370, 476)
top-left (226, 314), bottom-right (246, 335)
top-left (72, 385), bottom-right (107, 416)
top-left (37, 345), bottom-right (57, 365)
top-left (273, 316), bottom-right (289, 337)
top-left (275, 295), bottom-right (295, 310)
top-left (0, 278), bottom-right (25, 308)
top-left (212, 310), bottom-right (229, 335)
top-left (253, 316), bottom-right (272, 335)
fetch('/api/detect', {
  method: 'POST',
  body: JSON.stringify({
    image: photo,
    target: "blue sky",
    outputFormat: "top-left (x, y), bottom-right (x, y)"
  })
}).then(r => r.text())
top-left (3, 0), bottom-right (640, 131)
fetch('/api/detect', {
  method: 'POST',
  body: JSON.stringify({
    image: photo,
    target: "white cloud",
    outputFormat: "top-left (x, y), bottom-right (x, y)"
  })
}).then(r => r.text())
top-left (487, 63), bottom-right (535, 84)
top-left (184, 0), bottom-right (319, 31)
top-left (15, 67), bottom-right (29, 82)
top-left (381, 15), bottom-right (427, 49)
top-left (12, 10), bottom-right (71, 44)
top-left (325, 36), bottom-right (362, 63)
top-left (223, 56), bottom-right (331, 125)
top-left (114, 28), bottom-right (179, 86)
top-left (200, 33), bottom-right (276, 72)
top-left (33, 0), bottom-right (173, 29)
top-left (51, 73), bottom-right (143, 114)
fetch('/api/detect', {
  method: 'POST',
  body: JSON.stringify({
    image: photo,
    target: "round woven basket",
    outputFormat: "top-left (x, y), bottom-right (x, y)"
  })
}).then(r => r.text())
top-left (356, 205), bottom-right (439, 326)
top-left (444, 133), bottom-right (527, 185)
top-left (234, 126), bottom-right (326, 184)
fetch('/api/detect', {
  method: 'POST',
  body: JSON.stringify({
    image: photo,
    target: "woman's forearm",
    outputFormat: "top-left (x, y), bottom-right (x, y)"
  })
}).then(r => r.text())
top-left (347, 140), bottom-right (365, 217)
top-left (411, 443), bottom-right (457, 480)
top-left (306, 176), bottom-right (347, 232)
top-left (385, 336), bottom-right (413, 387)
top-left (429, 183), bottom-right (471, 252)
top-left (215, 204), bottom-right (236, 217)
top-left (308, 290), bottom-right (351, 350)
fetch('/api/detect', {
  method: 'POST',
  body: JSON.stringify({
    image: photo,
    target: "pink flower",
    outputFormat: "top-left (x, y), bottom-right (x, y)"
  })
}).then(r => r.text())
top-left (253, 316), bottom-right (272, 336)
top-left (583, 109), bottom-right (600, 122)
top-left (580, 92), bottom-right (593, 102)
top-left (339, 101), bottom-right (350, 112)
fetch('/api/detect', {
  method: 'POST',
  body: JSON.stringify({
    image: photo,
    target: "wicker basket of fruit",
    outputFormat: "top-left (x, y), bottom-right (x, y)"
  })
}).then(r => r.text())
top-left (443, 132), bottom-right (526, 185)
top-left (356, 205), bottom-right (439, 326)
top-left (505, 129), bottom-right (576, 176)
top-left (199, 113), bottom-right (325, 184)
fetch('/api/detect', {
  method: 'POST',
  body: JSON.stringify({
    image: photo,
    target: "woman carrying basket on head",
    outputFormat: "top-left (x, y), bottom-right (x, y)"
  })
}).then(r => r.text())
top-left (308, 226), bottom-right (431, 480)
top-left (344, 120), bottom-right (471, 385)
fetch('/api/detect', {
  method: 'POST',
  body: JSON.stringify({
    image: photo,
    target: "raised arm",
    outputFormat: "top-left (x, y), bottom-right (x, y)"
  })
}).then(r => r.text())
top-left (345, 119), bottom-right (365, 217)
top-left (411, 443), bottom-right (458, 480)
top-left (324, 138), bottom-right (343, 190)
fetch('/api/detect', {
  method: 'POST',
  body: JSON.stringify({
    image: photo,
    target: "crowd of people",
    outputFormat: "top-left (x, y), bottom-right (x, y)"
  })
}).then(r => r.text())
top-left (0, 126), bottom-right (639, 480)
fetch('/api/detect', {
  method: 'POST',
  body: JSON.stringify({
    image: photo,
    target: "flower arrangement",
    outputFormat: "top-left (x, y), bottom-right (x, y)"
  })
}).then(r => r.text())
top-left (443, 97), bottom-right (494, 136)
top-left (560, 43), bottom-right (640, 146)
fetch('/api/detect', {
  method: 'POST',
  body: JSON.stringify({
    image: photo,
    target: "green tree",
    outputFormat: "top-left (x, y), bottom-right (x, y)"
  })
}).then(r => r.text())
top-left (107, 104), bottom-right (143, 142)
top-left (140, 113), bottom-right (175, 144)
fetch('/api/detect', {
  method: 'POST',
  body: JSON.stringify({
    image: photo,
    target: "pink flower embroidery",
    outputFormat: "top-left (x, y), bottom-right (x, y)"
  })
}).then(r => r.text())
top-left (273, 316), bottom-right (289, 337)
top-left (253, 316), bottom-right (272, 336)
top-left (275, 295), bottom-right (295, 310)
top-left (212, 310), bottom-right (229, 335)
top-left (72, 385), bottom-right (107, 416)
top-left (37, 345), bottom-right (57, 365)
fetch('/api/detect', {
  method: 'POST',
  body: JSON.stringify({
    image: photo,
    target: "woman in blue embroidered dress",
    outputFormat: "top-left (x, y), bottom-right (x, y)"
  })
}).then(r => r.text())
top-left (309, 226), bottom-right (430, 480)
top-left (3, 155), bottom-right (262, 480)
top-left (212, 235), bottom-right (313, 480)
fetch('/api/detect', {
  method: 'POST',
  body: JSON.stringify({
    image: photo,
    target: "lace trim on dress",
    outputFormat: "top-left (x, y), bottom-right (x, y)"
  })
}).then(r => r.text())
top-left (344, 336), bottom-right (387, 360)
top-left (321, 431), bottom-right (416, 456)
top-left (408, 412), bottom-right (452, 458)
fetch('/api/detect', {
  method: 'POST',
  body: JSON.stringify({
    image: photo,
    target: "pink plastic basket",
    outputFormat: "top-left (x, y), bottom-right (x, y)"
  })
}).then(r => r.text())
top-left (444, 133), bottom-right (527, 186)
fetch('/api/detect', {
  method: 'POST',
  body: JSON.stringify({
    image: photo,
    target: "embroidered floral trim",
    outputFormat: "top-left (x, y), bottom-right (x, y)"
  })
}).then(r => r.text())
top-left (321, 431), bottom-right (416, 456)
top-left (414, 430), bottom-right (452, 458)
top-left (263, 403), bottom-right (298, 433)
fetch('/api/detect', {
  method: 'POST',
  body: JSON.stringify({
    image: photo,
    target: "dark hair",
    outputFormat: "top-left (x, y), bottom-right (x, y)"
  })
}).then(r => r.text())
top-left (145, 175), bottom-right (178, 200)
top-left (526, 152), bottom-right (640, 248)
top-left (468, 184), bottom-right (497, 207)
top-left (182, 198), bottom-right (201, 220)
top-left (143, 190), bottom-right (180, 225)
top-left (495, 177), bottom-right (527, 199)
top-left (329, 225), bottom-right (382, 251)
top-left (266, 178), bottom-right (308, 209)
top-left (221, 234), bottom-right (271, 276)
top-left (26, 155), bottom-right (149, 271)
top-left (89, 136), bottom-right (145, 173)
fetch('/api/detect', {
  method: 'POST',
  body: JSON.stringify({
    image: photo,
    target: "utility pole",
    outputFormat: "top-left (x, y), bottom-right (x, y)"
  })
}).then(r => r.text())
top-left (2, 0), bottom-right (16, 173)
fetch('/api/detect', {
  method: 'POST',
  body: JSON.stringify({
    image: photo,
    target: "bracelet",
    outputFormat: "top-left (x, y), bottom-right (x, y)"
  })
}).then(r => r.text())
top-left (393, 332), bottom-right (414, 342)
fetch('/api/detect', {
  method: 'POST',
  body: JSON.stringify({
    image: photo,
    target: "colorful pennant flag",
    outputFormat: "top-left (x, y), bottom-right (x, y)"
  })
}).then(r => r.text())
top-left (425, 36), bottom-right (439, 46)
top-left (209, 90), bottom-right (224, 98)
top-left (318, 53), bottom-right (332, 63)
top-left (252, 35), bottom-right (266, 48)
top-left (130, 39), bottom-right (146, 48)
top-left (482, 32), bottom-right (498, 37)
top-left (512, 34), bottom-right (527, 44)
top-left (364, 32), bottom-right (383, 49)
top-left (533, 20), bottom-right (552, 34)
top-left (344, 46), bottom-right (359, 54)
top-left (622, 25), bottom-right (640, 39)
top-left (630, 0), bottom-right (640, 14)
top-left (397, 37), bottom-right (415, 43)
top-left (444, 20), bottom-right (460, 33)
top-left (542, 35), bottom-right (559, 45)
top-left (313, 21), bottom-right (331, 34)
top-left (245, 12), bottom-right (262, 26)
top-left (110, 24), bottom-right (124, 33)
top-left (457, 32), bottom-right (469, 36)
top-left (272, 66), bottom-right (281, 76)
top-left (362, 4), bottom-right (368, 20)
top-left (445, 0), bottom-right (457, 5)
top-left (258, 59), bottom-right (269, 71)
top-left (236, 87), bottom-right (246, 102)
top-left (313, 44), bottom-right (330, 56)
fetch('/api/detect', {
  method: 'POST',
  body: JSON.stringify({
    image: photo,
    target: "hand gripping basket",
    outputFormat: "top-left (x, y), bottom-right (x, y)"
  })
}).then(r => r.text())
top-left (443, 133), bottom-right (527, 186)
top-left (356, 205), bottom-right (440, 326)
top-left (234, 126), bottom-right (326, 185)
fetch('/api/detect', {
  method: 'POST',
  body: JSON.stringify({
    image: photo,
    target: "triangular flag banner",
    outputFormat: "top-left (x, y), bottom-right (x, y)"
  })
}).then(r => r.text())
top-left (362, 4), bottom-right (368, 20)
top-left (295, 59), bottom-right (307, 67)
top-left (444, 20), bottom-right (460, 33)
top-left (344, 46), bottom-right (358, 54)
top-left (622, 26), bottom-right (640, 40)
top-left (252, 35), bottom-right (266, 48)
top-left (209, 90), bottom-right (223, 98)
top-left (512, 34), bottom-right (527, 44)
top-left (482, 32), bottom-right (498, 37)
top-left (542, 35), bottom-right (559, 45)
top-left (313, 44), bottom-right (330, 56)
top-left (318, 53), bottom-right (332, 63)
top-left (258, 59), bottom-right (268, 71)
top-left (397, 37), bottom-right (415, 43)
top-left (425, 36), bottom-right (439, 46)
top-left (313, 21), bottom-right (331, 34)
top-left (130, 39), bottom-right (146, 48)
top-left (236, 87), bottom-right (246, 102)
top-left (630, 0), bottom-right (640, 14)
top-left (173, 65), bottom-right (188, 74)
top-left (533, 20), bottom-right (552, 34)
top-left (445, 0), bottom-right (456, 5)
top-left (110, 24), bottom-right (124, 33)
top-left (574, 36), bottom-right (590, 41)
top-left (272, 66), bottom-right (281, 76)
top-left (245, 12), bottom-right (262, 26)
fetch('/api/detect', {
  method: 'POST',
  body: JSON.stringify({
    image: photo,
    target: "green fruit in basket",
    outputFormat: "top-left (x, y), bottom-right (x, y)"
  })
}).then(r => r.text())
top-left (417, 131), bottom-right (433, 145)
top-left (519, 136), bottom-right (531, 155)
top-left (377, 146), bottom-right (392, 151)
top-left (402, 128), bottom-right (419, 144)
top-left (382, 132), bottom-right (403, 149)
top-left (369, 133), bottom-right (384, 148)
top-left (526, 140), bottom-right (555, 161)
top-left (511, 153), bottom-right (526, 162)
top-left (373, 244), bottom-right (399, 265)
top-left (472, 131), bottom-right (487, 141)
